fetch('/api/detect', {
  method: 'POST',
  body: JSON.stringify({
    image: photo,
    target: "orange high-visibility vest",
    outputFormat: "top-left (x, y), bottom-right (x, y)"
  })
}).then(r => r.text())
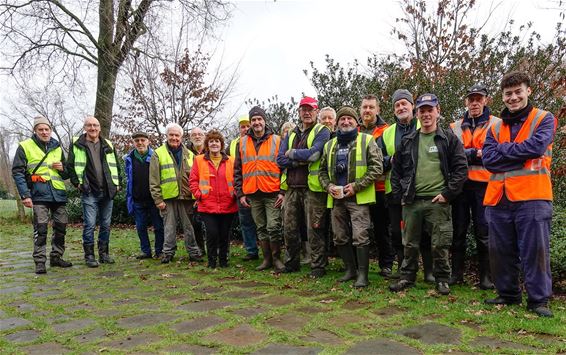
top-left (450, 115), bottom-right (500, 182)
top-left (483, 108), bottom-right (553, 206)
top-left (240, 134), bottom-right (281, 194)
top-left (359, 124), bottom-right (388, 192)
top-left (195, 154), bottom-right (234, 197)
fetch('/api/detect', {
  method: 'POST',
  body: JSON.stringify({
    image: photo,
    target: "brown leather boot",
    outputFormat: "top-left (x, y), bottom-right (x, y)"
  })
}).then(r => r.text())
top-left (270, 241), bottom-right (286, 273)
top-left (256, 240), bottom-right (273, 271)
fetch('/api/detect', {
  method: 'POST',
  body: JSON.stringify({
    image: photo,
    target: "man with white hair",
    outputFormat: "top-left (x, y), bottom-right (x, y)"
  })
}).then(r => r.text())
top-left (149, 123), bottom-right (202, 264)
top-left (68, 116), bottom-right (122, 267)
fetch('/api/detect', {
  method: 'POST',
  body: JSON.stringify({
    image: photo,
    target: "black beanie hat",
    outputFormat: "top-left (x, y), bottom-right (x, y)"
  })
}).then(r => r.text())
top-left (249, 106), bottom-right (267, 120)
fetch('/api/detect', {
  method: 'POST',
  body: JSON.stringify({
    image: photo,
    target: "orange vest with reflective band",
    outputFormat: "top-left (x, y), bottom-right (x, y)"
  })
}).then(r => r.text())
top-left (240, 134), bottom-right (281, 194)
top-left (450, 115), bottom-right (500, 182)
top-left (359, 124), bottom-right (388, 192)
top-left (483, 108), bottom-right (553, 206)
top-left (195, 154), bottom-right (234, 197)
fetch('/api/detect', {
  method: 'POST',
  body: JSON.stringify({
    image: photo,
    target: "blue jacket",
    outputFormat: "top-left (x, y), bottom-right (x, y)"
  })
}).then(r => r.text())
top-left (483, 105), bottom-right (555, 174)
top-left (12, 135), bottom-right (69, 203)
top-left (124, 147), bottom-right (155, 215)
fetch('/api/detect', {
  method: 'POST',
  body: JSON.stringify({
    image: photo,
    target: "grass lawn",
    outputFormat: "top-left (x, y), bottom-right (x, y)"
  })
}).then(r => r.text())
top-left (0, 218), bottom-right (564, 354)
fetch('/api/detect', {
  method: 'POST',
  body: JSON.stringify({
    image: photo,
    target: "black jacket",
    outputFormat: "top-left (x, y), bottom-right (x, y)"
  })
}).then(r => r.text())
top-left (67, 133), bottom-right (122, 199)
top-left (12, 135), bottom-right (69, 203)
top-left (390, 126), bottom-right (467, 205)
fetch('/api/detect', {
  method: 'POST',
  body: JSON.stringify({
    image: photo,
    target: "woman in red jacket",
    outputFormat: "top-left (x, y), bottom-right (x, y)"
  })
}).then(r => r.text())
top-left (189, 130), bottom-right (238, 268)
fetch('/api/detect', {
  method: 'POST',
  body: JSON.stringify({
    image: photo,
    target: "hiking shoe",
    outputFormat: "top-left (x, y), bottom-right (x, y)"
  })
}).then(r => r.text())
top-left (35, 262), bottom-right (46, 274)
top-left (389, 279), bottom-right (414, 292)
top-left (242, 254), bottom-right (259, 261)
top-left (528, 305), bottom-right (553, 318)
top-left (50, 257), bottom-right (72, 268)
top-left (282, 266), bottom-right (300, 274)
top-left (310, 268), bottom-right (326, 278)
top-left (484, 296), bottom-right (521, 306)
top-left (161, 255), bottom-right (173, 264)
top-left (136, 253), bottom-right (152, 260)
top-left (436, 282), bottom-right (450, 295)
top-left (378, 267), bottom-right (393, 278)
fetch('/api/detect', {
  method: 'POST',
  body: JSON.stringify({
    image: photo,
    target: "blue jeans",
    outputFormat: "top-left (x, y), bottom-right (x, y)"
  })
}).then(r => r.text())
top-left (133, 201), bottom-right (164, 255)
top-left (238, 200), bottom-right (258, 256)
top-left (82, 191), bottom-right (113, 245)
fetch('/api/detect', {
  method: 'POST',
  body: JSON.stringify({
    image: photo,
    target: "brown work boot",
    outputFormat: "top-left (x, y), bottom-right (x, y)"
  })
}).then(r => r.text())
top-left (256, 240), bottom-right (273, 271)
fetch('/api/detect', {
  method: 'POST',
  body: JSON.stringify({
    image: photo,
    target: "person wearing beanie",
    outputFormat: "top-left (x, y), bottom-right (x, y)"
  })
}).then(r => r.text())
top-left (482, 71), bottom-right (556, 318)
top-left (389, 94), bottom-right (467, 296)
top-left (12, 116), bottom-right (72, 274)
top-left (67, 116), bottom-right (123, 267)
top-left (234, 106), bottom-right (285, 273)
top-left (358, 94), bottom-right (394, 279)
top-left (319, 106), bottom-right (383, 288)
top-left (227, 115), bottom-right (259, 262)
top-left (377, 89), bottom-right (434, 283)
top-left (277, 96), bottom-right (331, 278)
top-left (448, 84), bottom-right (499, 290)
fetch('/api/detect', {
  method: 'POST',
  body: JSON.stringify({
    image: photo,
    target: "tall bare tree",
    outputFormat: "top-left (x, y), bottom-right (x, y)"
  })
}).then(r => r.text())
top-left (0, 0), bottom-right (230, 137)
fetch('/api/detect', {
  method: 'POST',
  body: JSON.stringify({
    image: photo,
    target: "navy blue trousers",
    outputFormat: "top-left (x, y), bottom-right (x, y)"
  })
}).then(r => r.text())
top-left (485, 199), bottom-right (552, 306)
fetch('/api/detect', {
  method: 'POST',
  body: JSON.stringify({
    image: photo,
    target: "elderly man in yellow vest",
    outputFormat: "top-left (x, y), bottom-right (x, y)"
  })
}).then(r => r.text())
top-left (67, 116), bottom-right (123, 268)
top-left (319, 106), bottom-right (383, 288)
top-left (12, 116), bottom-right (72, 274)
top-left (149, 122), bottom-right (202, 264)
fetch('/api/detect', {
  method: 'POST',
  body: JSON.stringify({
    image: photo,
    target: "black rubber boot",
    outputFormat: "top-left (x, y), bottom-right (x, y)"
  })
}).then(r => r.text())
top-left (336, 245), bottom-right (357, 282)
top-left (98, 241), bottom-right (115, 264)
top-left (83, 244), bottom-right (99, 268)
top-left (478, 249), bottom-right (495, 290)
top-left (256, 240), bottom-right (272, 271)
top-left (448, 251), bottom-right (465, 285)
top-left (270, 241), bottom-right (286, 273)
top-left (354, 246), bottom-right (370, 288)
top-left (421, 248), bottom-right (435, 283)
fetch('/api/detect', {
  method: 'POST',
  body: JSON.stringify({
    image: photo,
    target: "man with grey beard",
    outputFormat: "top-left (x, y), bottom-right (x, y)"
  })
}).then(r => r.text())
top-left (319, 106), bottom-right (382, 288)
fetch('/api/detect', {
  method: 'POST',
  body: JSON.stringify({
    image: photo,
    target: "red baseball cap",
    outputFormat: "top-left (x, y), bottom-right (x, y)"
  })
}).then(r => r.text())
top-left (299, 96), bottom-right (318, 109)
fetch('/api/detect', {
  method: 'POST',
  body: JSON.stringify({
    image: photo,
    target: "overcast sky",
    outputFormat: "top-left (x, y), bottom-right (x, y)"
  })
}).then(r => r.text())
top-left (216, 0), bottom-right (562, 118)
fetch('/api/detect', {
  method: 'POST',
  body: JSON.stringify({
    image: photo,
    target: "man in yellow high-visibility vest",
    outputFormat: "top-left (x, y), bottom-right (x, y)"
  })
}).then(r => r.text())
top-left (149, 122), bottom-right (202, 264)
top-left (12, 116), bottom-right (72, 274)
top-left (67, 116), bottom-right (122, 268)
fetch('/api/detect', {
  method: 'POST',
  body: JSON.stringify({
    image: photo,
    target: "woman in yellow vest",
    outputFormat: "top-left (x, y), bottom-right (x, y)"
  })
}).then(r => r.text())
top-left (189, 130), bottom-right (238, 268)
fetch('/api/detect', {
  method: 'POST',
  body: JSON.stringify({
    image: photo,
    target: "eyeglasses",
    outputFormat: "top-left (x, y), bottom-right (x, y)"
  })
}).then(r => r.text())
top-left (85, 123), bottom-right (100, 128)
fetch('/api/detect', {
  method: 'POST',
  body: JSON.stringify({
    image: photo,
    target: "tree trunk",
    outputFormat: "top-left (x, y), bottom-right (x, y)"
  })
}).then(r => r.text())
top-left (94, 62), bottom-right (119, 138)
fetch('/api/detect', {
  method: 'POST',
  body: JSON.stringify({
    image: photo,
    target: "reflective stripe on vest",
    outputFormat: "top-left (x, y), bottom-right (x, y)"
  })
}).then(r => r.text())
top-left (20, 139), bottom-right (66, 191)
top-left (240, 134), bottom-right (281, 194)
top-left (229, 137), bottom-right (240, 157)
top-left (483, 108), bottom-right (553, 206)
top-left (324, 133), bottom-right (376, 208)
top-left (360, 124), bottom-right (388, 192)
top-left (72, 137), bottom-right (119, 186)
top-left (283, 123), bottom-right (328, 192)
top-left (382, 120), bottom-right (421, 193)
top-left (450, 115), bottom-right (501, 182)
top-left (195, 154), bottom-right (234, 198)
top-left (155, 144), bottom-right (194, 200)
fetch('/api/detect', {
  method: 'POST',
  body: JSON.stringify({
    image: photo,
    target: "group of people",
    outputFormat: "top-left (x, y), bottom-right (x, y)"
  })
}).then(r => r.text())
top-left (12, 71), bottom-right (556, 318)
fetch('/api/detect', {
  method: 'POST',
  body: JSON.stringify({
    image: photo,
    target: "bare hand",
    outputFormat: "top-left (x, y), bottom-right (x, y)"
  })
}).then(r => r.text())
top-left (343, 183), bottom-right (355, 197)
top-left (22, 198), bottom-right (33, 208)
top-left (239, 196), bottom-right (251, 208)
top-left (476, 149), bottom-right (483, 158)
top-left (156, 202), bottom-right (167, 210)
top-left (431, 194), bottom-right (447, 203)
top-left (51, 162), bottom-right (63, 171)
top-left (328, 184), bottom-right (341, 199)
top-left (274, 193), bottom-right (284, 208)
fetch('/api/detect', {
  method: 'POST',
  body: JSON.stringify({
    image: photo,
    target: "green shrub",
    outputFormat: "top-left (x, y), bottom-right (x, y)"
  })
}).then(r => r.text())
top-left (551, 205), bottom-right (566, 284)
